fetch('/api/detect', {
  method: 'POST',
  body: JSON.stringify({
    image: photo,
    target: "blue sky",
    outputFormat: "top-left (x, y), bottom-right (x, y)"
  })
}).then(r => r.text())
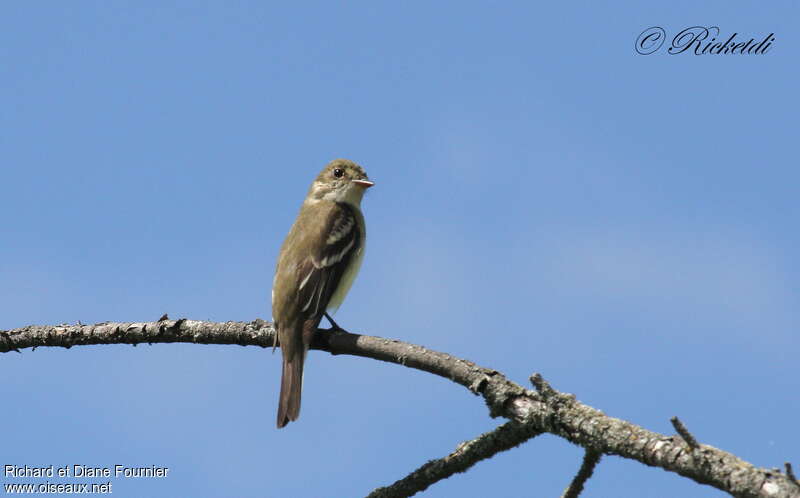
top-left (1, 2), bottom-right (797, 497)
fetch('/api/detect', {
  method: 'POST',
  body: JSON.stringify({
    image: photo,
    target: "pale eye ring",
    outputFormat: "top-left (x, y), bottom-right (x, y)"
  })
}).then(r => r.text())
top-left (333, 168), bottom-right (344, 178)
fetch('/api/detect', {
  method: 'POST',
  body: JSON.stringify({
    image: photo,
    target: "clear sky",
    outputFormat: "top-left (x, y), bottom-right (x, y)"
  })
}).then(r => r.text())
top-left (1, 2), bottom-right (797, 497)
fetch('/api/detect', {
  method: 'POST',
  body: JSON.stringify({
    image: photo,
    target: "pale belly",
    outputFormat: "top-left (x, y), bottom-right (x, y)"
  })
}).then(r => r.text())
top-left (326, 243), bottom-right (364, 314)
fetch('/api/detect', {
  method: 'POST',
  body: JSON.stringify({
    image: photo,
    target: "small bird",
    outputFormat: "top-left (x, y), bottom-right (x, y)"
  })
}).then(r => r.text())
top-left (272, 159), bottom-right (373, 428)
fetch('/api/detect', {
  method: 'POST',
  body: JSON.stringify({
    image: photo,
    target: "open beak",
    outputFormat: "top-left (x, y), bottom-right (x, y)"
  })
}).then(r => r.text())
top-left (352, 179), bottom-right (374, 189)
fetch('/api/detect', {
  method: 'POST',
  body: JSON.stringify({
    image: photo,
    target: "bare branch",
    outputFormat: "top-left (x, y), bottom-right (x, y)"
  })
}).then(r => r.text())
top-left (671, 416), bottom-right (700, 450)
top-left (367, 421), bottom-right (544, 498)
top-left (561, 449), bottom-right (602, 498)
top-left (2, 320), bottom-right (798, 498)
top-left (0, 319), bottom-right (276, 352)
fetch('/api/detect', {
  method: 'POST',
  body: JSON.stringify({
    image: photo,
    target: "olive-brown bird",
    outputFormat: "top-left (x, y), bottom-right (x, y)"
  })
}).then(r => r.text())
top-left (272, 159), bottom-right (373, 428)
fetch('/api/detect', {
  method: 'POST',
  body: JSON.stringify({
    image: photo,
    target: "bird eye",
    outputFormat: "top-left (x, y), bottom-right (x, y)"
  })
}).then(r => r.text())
top-left (333, 168), bottom-right (344, 178)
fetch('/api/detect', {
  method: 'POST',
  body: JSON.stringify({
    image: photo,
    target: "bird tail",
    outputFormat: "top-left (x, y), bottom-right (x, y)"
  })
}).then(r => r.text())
top-left (277, 351), bottom-right (304, 428)
top-left (276, 320), bottom-right (317, 429)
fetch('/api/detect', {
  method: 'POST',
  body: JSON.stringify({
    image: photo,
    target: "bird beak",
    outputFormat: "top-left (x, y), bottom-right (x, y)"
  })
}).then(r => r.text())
top-left (352, 179), bottom-right (374, 189)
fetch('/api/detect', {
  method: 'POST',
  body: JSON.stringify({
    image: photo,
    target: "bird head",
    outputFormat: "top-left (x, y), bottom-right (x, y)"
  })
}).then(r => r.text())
top-left (307, 159), bottom-right (374, 206)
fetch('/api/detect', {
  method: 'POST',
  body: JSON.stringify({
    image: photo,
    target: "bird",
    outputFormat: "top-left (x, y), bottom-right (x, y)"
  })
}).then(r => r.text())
top-left (272, 159), bottom-right (373, 428)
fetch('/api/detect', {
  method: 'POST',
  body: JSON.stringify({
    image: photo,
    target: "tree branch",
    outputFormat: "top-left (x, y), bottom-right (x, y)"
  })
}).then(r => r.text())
top-left (561, 449), bottom-right (602, 498)
top-left (671, 416), bottom-right (700, 450)
top-left (2, 320), bottom-right (797, 498)
top-left (367, 421), bottom-right (544, 498)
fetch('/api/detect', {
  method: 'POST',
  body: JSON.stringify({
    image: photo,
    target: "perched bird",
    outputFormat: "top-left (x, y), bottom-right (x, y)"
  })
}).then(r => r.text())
top-left (272, 159), bottom-right (373, 428)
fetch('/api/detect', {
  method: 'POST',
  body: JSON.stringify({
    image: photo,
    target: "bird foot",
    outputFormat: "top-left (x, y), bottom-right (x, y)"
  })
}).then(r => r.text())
top-left (324, 312), bottom-right (349, 333)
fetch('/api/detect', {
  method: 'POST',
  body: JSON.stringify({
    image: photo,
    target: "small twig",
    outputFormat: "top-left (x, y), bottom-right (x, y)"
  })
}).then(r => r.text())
top-left (367, 421), bottom-right (544, 498)
top-left (670, 416), bottom-right (699, 450)
top-left (530, 373), bottom-right (576, 409)
top-left (561, 449), bottom-right (603, 498)
top-left (530, 372), bottom-right (556, 398)
top-left (786, 462), bottom-right (799, 487)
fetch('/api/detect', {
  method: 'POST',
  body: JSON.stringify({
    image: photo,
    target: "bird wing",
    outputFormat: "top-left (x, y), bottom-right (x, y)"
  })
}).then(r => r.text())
top-left (295, 202), bottom-right (361, 321)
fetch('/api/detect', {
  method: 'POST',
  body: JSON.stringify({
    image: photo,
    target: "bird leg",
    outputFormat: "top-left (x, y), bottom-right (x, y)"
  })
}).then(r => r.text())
top-left (324, 312), bottom-right (348, 333)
